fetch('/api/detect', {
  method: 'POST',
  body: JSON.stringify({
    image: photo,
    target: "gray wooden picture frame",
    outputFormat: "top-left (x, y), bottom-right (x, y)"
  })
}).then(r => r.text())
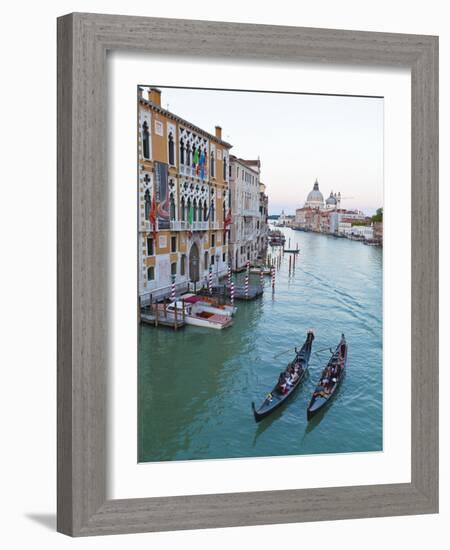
top-left (57, 12), bottom-right (438, 537)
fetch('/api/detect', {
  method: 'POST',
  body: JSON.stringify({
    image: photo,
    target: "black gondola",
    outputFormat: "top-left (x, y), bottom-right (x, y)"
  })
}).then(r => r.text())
top-left (306, 334), bottom-right (347, 420)
top-left (252, 330), bottom-right (314, 422)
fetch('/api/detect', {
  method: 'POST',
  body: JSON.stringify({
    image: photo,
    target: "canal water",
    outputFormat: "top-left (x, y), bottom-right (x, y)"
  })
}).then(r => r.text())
top-left (138, 226), bottom-right (383, 462)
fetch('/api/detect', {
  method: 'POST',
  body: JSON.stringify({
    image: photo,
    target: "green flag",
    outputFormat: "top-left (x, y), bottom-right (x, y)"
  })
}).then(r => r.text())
top-left (193, 148), bottom-right (199, 165)
top-left (188, 206), bottom-right (193, 225)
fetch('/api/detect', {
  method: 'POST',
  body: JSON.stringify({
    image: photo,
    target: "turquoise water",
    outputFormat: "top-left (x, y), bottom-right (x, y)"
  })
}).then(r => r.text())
top-left (138, 226), bottom-right (383, 462)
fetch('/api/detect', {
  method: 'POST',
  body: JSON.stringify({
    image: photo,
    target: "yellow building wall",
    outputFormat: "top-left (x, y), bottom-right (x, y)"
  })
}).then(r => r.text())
top-left (179, 233), bottom-right (188, 253)
top-left (151, 111), bottom-right (168, 163)
top-left (155, 231), bottom-right (171, 254)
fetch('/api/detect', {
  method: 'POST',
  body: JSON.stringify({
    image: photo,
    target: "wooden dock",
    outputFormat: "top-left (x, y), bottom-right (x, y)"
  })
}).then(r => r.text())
top-left (139, 302), bottom-right (186, 330)
top-left (141, 313), bottom-right (186, 329)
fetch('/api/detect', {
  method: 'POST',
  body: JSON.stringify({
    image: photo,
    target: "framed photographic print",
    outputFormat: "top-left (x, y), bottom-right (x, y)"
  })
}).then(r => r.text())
top-left (57, 13), bottom-right (438, 536)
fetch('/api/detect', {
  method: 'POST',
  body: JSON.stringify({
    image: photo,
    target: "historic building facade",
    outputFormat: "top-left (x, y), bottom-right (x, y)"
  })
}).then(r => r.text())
top-left (295, 179), bottom-right (370, 237)
top-left (258, 181), bottom-right (269, 258)
top-left (138, 87), bottom-right (232, 301)
top-left (228, 156), bottom-right (263, 270)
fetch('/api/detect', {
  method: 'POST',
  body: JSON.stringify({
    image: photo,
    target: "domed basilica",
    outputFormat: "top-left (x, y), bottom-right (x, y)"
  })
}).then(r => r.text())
top-left (304, 179), bottom-right (340, 210)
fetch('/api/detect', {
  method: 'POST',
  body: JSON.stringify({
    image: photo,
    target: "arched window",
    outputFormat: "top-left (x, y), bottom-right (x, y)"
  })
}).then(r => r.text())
top-left (168, 132), bottom-right (175, 166)
top-left (203, 201), bottom-right (207, 221)
top-left (186, 143), bottom-right (191, 166)
top-left (180, 255), bottom-right (186, 276)
top-left (210, 151), bottom-right (215, 177)
top-left (187, 198), bottom-right (192, 221)
top-left (181, 197), bottom-right (186, 221)
top-left (193, 199), bottom-right (197, 222)
top-left (144, 189), bottom-right (151, 219)
top-left (204, 251), bottom-right (209, 271)
top-left (142, 121), bottom-right (150, 159)
top-left (180, 139), bottom-right (185, 165)
top-left (147, 266), bottom-right (155, 281)
top-left (191, 146), bottom-right (196, 168)
top-left (169, 194), bottom-right (176, 220)
top-left (223, 201), bottom-right (226, 224)
top-left (198, 201), bottom-right (202, 221)
top-left (223, 156), bottom-right (227, 180)
top-left (211, 202), bottom-right (215, 222)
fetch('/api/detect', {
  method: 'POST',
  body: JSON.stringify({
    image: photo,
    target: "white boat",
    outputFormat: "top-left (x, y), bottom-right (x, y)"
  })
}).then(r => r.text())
top-left (249, 267), bottom-right (271, 275)
top-left (166, 301), bottom-right (233, 330)
top-left (180, 293), bottom-right (237, 316)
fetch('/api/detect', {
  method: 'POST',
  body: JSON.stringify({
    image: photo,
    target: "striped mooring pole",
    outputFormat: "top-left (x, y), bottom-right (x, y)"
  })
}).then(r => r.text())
top-left (208, 267), bottom-right (213, 295)
top-left (171, 275), bottom-right (176, 302)
top-left (227, 263), bottom-right (232, 286)
top-left (260, 268), bottom-right (264, 289)
top-left (245, 271), bottom-right (249, 298)
top-left (230, 281), bottom-right (235, 306)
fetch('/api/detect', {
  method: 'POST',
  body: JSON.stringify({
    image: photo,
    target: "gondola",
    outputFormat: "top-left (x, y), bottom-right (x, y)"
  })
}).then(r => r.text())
top-left (252, 330), bottom-right (314, 422)
top-left (306, 334), bottom-right (347, 421)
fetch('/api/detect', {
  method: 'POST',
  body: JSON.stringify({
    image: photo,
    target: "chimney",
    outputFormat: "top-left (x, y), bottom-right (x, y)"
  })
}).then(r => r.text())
top-left (149, 87), bottom-right (161, 107)
top-left (215, 125), bottom-right (222, 140)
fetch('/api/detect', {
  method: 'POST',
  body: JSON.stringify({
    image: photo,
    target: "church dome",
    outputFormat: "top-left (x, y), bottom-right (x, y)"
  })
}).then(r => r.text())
top-left (305, 180), bottom-right (324, 208)
top-left (326, 191), bottom-right (337, 206)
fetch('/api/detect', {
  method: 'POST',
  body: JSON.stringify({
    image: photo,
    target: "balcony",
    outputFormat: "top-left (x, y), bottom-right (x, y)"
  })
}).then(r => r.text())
top-left (140, 220), bottom-right (155, 233)
top-left (194, 221), bottom-right (209, 231)
top-left (170, 220), bottom-right (188, 231)
top-left (210, 221), bottom-right (221, 230)
top-left (180, 164), bottom-right (197, 178)
top-left (170, 220), bottom-right (209, 231)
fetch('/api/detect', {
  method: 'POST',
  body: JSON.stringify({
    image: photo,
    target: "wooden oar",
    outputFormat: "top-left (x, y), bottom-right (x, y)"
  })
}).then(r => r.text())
top-left (273, 347), bottom-right (295, 359)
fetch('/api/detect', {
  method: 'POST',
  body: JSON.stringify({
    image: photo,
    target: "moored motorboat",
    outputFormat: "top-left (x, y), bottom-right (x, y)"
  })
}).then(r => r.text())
top-left (252, 330), bottom-right (315, 422)
top-left (307, 334), bottom-right (347, 420)
top-left (249, 266), bottom-right (272, 275)
top-left (181, 294), bottom-right (237, 316)
top-left (166, 301), bottom-right (233, 330)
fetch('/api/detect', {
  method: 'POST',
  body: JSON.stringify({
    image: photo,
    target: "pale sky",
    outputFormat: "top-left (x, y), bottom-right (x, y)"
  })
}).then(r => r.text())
top-left (144, 86), bottom-right (383, 216)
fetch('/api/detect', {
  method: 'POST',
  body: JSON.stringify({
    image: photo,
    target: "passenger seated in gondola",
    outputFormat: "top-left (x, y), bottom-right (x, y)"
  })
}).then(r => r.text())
top-left (290, 368), bottom-right (300, 383)
top-left (277, 372), bottom-right (288, 393)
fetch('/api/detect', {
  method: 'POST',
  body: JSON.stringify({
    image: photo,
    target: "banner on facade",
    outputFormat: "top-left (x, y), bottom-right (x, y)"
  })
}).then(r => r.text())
top-left (154, 161), bottom-right (170, 230)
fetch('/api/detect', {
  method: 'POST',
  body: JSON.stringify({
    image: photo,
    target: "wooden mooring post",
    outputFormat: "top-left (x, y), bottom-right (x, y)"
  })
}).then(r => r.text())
top-left (174, 301), bottom-right (178, 330)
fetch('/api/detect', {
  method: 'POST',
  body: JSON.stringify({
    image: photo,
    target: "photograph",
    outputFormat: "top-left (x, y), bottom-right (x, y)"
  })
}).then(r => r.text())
top-left (137, 85), bottom-right (383, 463)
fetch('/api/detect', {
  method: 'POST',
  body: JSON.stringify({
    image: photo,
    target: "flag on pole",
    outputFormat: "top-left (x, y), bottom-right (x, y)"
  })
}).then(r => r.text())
top-left (193, 148), bottom-right (199, 164)
top-left (149, 193), bottom-right (157, 240)
top-left (188, 206), bottom-right (193, 238)
top-left (204, 202), bottom-right (212, 221)
top-left (193, 148), bottom-right (199, 171)
top-left (200, 150), bottom-right (206, 180)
